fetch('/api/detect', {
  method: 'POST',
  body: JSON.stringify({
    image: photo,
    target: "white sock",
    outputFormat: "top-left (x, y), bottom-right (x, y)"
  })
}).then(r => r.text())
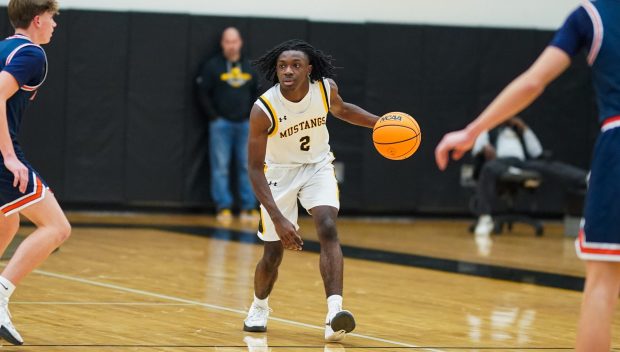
top-left (327, 295), bottom-right (343, 316)
top-left (253, 294), bottom-right (269, 309)
top-left (0, 276), bottom-right (15, 299)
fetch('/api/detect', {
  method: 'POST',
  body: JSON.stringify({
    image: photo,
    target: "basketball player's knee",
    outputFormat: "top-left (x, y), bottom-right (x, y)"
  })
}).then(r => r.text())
top-left (262, 245), bottom-right (283, 271)
top-left (317, 218), bottom-right (338, 242)
top-left (52, 220), bottom-right (71, 245)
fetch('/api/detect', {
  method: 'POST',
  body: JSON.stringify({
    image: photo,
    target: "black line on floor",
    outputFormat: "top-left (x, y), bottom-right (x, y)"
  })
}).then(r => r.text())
top-left (59, 222), bottom-right (585, 292)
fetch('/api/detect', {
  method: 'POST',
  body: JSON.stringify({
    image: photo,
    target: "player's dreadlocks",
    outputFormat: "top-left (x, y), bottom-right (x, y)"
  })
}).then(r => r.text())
top-left (253, 39), bottom-right (336, 85)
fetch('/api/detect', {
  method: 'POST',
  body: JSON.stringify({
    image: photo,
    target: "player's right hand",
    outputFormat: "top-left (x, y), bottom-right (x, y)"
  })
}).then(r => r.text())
top-left (274, 217), bottom-right (303, 251)
top-left (4, 156), bottom-right (29, 194)
top-left (435, 129), bottom-right (477, 171)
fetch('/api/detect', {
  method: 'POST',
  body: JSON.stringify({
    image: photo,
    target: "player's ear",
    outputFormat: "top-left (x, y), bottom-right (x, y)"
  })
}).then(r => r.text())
top-left (307, 65), bottom-right (313, 76)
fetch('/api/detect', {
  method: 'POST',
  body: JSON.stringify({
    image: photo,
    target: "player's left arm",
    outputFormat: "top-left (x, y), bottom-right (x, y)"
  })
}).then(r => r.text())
top-left (327, 78), bottom-right (379, 128)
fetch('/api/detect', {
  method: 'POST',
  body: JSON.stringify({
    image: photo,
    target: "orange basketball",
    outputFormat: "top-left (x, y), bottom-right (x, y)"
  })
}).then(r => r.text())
top-left (372, 112), bottom-right (421, 160)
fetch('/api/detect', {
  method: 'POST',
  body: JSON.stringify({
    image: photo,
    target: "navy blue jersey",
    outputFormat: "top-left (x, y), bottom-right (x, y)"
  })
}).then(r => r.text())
top-left (550, 0), bottom-right (620, 123)
top-left (0, 34), bottom-right (47, 156)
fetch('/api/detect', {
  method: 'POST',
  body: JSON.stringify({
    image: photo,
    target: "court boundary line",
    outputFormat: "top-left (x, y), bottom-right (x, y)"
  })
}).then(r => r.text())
top-left (31, 268), bottom-right (443, 352)
top-left (12, 301), bottom-right (195, 306)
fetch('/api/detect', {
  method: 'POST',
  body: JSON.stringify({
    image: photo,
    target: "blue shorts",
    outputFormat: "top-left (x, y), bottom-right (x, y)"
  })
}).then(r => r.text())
top-left (0, 159), bottom-right (48, 217)
top-left (576, 117), bottom-right (620, 261)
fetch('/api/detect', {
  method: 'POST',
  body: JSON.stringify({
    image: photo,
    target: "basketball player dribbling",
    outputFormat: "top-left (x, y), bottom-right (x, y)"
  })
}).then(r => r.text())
top-left (0, 0), bottom-right (71, 345)
top-left (243, 39), bottom-right (380, 342)
top-left (435, 1), bottom-right (620, 350)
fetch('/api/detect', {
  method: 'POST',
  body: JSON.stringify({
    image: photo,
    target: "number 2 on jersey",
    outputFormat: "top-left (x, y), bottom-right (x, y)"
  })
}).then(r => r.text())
top-left (300, 136), bottom-right (310, 151)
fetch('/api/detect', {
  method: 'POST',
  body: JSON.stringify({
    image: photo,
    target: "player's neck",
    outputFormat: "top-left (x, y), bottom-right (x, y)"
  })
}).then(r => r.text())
top-left (14, 29), bottom-right (38, 44)
top-left (280, 81), bottom-right (310, 103)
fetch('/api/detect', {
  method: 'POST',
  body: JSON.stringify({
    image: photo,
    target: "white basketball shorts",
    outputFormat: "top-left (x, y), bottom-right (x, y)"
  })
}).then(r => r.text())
top-left (258, 157), bottom-right (340, 242)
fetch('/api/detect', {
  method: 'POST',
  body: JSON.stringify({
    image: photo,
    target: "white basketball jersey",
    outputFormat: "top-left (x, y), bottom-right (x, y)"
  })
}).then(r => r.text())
top-left (255, 78), bottom-right (332, 166)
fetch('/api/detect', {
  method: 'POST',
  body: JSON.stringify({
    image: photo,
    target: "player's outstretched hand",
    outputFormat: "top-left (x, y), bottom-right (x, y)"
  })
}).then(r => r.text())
top-left (4, 156), bottom-right (29, 193)
top-left (274, 217), bottom-right (303, 251)
top-left (435, 129), bottom-right (477, 171)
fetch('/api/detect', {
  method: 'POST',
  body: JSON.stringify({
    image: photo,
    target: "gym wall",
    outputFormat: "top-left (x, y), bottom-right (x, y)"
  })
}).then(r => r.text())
top-left (0, 8), bottom-right (598, 215)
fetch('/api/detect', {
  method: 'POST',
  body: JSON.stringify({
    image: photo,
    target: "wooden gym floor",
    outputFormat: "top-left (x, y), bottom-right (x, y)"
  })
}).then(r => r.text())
top-left (0, 211), bottom-right (617, 351)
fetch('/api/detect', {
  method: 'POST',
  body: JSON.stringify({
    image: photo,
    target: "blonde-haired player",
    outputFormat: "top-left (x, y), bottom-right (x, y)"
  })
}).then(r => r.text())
top-left (0, 0), bottom-right (71, 345)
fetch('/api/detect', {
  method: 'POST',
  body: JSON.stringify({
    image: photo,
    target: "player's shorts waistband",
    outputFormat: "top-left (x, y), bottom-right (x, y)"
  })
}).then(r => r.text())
top-left (601, 116), bottom-right (620, 132)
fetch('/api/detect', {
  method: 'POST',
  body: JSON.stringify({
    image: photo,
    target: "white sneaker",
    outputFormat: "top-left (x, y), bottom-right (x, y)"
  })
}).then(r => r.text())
top-left (0, 299), bottom-right (23, 345)
top-left (243, 303), bottom-right (271, 332)
top-left (474, 215), bottom-right (494, 236)
top-left (325, 310), bottom-right (355, 342)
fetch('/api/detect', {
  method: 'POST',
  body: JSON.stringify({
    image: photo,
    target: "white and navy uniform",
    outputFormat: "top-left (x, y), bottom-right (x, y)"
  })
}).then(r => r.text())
top-left (550, 0), bottom-right (620, 261)
top-left (0, 34), bottom-right (49, 216)
top-left (255, 78), bottom-right (339, 242)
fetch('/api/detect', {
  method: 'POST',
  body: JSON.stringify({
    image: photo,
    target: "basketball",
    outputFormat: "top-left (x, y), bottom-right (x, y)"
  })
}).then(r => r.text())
top-left (372, 112), bottom-right (421, 160)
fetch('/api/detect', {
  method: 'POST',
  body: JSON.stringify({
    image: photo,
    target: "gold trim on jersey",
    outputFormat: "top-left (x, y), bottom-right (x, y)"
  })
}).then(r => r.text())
top-left (258, 96), bottom-right (279, 137)
top-left (318, 79), bottom-right (330, 114)
top-left (259, 207), bottom-right (266, 235)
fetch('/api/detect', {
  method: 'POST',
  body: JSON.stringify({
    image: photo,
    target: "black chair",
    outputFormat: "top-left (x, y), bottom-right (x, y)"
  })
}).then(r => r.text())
top-left (463, 164), bottom-right (544, 237)
top-left (492, 167), bottom-right (544, 236)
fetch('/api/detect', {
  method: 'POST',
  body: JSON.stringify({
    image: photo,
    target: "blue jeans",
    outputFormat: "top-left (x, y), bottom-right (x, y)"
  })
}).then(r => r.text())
top-left (209, 118), bottom-right (256, 211)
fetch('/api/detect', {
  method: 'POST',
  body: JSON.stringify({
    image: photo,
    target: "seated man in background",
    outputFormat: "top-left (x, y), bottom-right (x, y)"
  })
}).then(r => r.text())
top-left (472, 116), bottom-right (587, 236)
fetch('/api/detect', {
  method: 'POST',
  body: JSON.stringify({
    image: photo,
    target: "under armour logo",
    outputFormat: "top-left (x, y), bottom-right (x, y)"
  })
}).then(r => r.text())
top-left (268, 181), bottom-right (278, 187)
top-left (279, 116), bottom-right (287, 123)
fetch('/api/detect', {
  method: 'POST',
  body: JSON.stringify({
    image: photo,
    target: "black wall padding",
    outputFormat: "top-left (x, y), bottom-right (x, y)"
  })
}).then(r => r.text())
top-left (0, 7), bottom-right (599, 215)
top-left (125, 13), bottom-right (189, 203)
top-left (412, 26), bottom-right (485, 212)
top-left (0, 11), bottom-right (11, 37)
top-left (309, 22), bottom-right (369, 210)
top-left (62, 11), bottom-right (130, 203)
top-left (362, 23), bottom-right (425, 212)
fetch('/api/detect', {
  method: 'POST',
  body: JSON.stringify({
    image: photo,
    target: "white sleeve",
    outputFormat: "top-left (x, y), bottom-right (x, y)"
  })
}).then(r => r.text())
top-left (523, 128), bottom-right (543, 158)
top-left (472, 131), bottom-right (490, 156)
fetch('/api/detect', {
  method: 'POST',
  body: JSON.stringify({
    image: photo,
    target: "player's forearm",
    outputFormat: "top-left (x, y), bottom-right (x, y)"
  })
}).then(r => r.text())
top-left (0, 103), bottom-right (17, 160)
top-left (248, 167), bottom-right (285, 221)
top-left (466, 73), bottom-right (545, 138)
top-left (335, 103), bottom-right (379, 128)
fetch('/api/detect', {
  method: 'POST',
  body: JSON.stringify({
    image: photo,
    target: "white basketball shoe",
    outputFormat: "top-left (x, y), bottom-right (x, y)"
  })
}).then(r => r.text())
top-left (0, 298), bottom-right (23, 345)
top-left (243, 303), bottom-right (271, 333)
top-left (325, 310), bottom-right (356, 342)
